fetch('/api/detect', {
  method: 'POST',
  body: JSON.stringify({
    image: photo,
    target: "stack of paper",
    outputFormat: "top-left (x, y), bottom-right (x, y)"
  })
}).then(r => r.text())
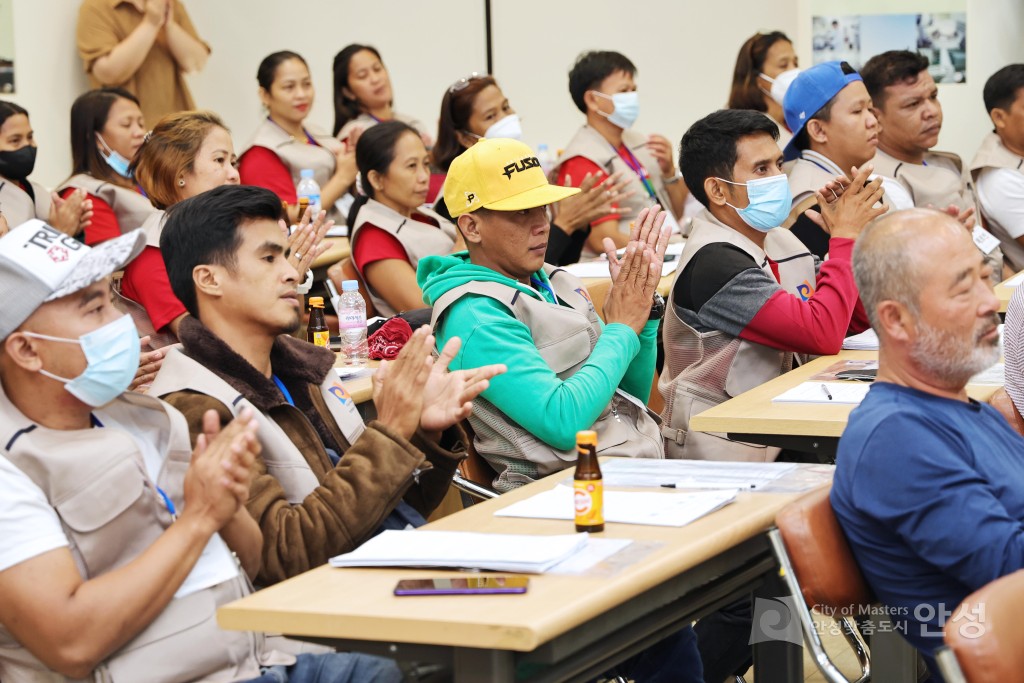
top-left (772, 382), bottom-right (870, 404)
top-left (592, 459), bottom-right (798, 490)
top-left (842, 328), bottom-right (879, 350)
top-left (564, 260), bottom-right (678, 279)
top-left (494, 487), bottom-right (736, 527)
top-left (969, 362), bottom-right (1004, 386)
top-left (329, 530), bottom-right (588, 573)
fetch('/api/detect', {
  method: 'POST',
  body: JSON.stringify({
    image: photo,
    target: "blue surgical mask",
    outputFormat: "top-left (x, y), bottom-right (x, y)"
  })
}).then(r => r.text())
top-left (97, 134), bottom-right (133, 179)
top-left (593, 91), bottom-right (640, 130)
top-left (717, 174), bottom-right (792, 231)
top-left (25, 314), bottom-right (141, 407)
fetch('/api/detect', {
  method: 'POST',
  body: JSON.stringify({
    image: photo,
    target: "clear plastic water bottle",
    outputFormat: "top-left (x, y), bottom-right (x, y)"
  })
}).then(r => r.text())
top-left (296, 169), bottom-right (322, 217)
top-left (338, 280), bottom-right (368, 367)
top-left (536, 144), bottom-right (555, 179)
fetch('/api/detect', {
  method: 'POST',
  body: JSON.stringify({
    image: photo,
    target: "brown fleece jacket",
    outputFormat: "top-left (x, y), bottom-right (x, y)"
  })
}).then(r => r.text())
top-left (161, 316), bottom-right (465, 586)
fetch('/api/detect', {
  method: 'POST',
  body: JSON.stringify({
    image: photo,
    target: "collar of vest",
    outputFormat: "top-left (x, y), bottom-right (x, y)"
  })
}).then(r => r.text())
top-left (140, 210), bottom-right (167, 248)
top-left (970, 132), bottom-right (1024, 177)
top-left (560, 124), bottom-right (649, 167)
top-left (351, 198), bottom-right (451, 237)
top-left (175, 315), bottom-right (336, 413)
top-left (683, 209), bottom-right (769, 265)
top-left (242, 117), bottom-right (337, 156)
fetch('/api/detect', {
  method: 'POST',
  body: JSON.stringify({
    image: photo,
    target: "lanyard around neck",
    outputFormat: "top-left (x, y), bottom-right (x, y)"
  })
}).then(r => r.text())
top-left (613, 143), bottom-right (658, 200)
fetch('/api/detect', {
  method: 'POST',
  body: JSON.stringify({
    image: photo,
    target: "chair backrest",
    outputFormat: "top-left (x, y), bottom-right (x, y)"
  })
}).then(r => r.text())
top-left (943, 568), bottom-right (1024, 682)
top-left (456, 419), bottom-right (498, 491)
top-left (328, 257), bottom-right (378, 319)
top-left (775, 487), bottom-right (875, 615)
top-left (988, 387), bottom-right (1024, 437)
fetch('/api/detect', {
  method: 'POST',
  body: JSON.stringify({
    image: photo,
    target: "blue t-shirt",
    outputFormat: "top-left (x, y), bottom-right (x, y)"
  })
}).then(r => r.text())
top-left (833, 382), bottom-right (1024, 662)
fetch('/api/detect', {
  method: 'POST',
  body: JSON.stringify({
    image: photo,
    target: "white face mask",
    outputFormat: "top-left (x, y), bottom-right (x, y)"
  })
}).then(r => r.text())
top-left (465, 113), bottom-right (524, 142)
top-left (760, 68), bottom-right (803, 106)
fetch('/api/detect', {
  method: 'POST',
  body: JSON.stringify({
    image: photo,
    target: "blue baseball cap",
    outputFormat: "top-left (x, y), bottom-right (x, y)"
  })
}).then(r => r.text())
top-left (782, 61), bottom-right (863, 161)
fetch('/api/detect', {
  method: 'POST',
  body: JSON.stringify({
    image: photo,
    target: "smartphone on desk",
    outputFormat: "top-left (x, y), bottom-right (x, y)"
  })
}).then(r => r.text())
top-left (394, 576), bottom-right (530, 596)
top-left (834, 368), bottom-right (877, 382)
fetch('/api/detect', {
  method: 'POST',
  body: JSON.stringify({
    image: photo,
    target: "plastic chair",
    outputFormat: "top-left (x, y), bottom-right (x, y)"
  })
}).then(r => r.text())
top-left (771, 487), bottom-right (872, 683)
top-left (935, 568), bottom-right (1024, 682)
top-left (988, 387), bottom-right (1024, 436)
top-left (450, 420), bottom-right (499, 504)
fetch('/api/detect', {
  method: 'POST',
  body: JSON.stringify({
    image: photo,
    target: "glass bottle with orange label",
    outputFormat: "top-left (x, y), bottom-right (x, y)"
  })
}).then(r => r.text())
top-left (573, 430), bottom-right (604, 532)
top-left (306, 296), bottom-right (330, 348)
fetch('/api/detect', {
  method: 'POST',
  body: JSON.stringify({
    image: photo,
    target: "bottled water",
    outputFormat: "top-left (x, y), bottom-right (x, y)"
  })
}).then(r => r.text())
top-left (337, 280), bottom-right (367, 367)
top-left (536, 143), bottom-right (555, 179)
top-left (295, 168), bottom-right (322, 217)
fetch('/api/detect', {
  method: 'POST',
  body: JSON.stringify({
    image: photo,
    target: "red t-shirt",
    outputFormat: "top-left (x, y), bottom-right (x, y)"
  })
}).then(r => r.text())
top-left (120, 246), bottom-right (187, 333)
top-left (351, 214), bottom-right (440, 274)
top-left (238, 146), bottom-right (298, 203)
top-left (556, 146), bottom-right (648, 226)
top-left (59, 188), bottom-right (119, 246)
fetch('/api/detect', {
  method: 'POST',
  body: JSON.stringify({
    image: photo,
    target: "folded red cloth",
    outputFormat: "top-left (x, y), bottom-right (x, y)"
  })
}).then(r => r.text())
top-left (368, 317), bottom-right (413, 360)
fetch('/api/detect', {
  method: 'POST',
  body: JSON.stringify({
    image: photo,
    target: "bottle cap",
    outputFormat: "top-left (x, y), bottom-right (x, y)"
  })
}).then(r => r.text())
top-left (309, 296), bottom-right (324, 307)
top-left (342, 280), bottom-right (359, 292)
top-left (300, 168), bottom-right (315, 178)
top-left (576, 430), bottom-right (597, 446)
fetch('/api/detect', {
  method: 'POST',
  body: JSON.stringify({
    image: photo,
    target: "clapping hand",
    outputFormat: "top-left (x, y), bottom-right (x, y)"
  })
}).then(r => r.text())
top-left (281, 206), bottom-right (332, 276)
top-left (419, 336), bottom-right (506, 436)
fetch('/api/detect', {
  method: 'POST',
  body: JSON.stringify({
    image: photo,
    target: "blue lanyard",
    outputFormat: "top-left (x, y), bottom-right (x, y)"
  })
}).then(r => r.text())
top-left (804, 157), bottom-right (835, 175)
top-left (613, 143), bottom-right (658, 201)
top-left (530, 276), bottom-right (557, 303)
top-left (272, 374), bottom-right (295, 406)
top-left (91, 414), bottom-right (176, 518)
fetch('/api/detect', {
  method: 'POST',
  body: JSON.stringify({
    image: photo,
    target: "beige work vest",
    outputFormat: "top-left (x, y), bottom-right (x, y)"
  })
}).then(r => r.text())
top-left (430, 265), bottom-right (664, 492)
top-left (349, 199), bottom-right (457, 317)
top-left (783, 157), bottom-right (836, 228)
top-left (871, 148), bottom-right (974, 213)
top-left (556, 125), bottom-right (674, 228)
top-left (149, 348), bottom-right (366, 504)
top-left (241, 119), bottom-right (345, 224)
top-left (56, 174), bottom-right (157, 235)
top-left (873, 147), bottom-right (1003, 281)
top-left (659, 210), bottom-right (816, 462)
top-left (335, 112), bottom-right (428, 145)
top-left (0, 178), bottom-right (51, 229)
top-left (970, 132), bottom-right (1024, 270)
top-left (110, 210), bottom-right (178, 349)
top-left (0, 389), bottom-right (281, 683)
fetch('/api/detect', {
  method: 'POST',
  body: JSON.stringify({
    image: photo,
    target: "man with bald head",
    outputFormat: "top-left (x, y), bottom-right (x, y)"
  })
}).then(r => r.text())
top-left (832, 208), bottom-right (1019, 673)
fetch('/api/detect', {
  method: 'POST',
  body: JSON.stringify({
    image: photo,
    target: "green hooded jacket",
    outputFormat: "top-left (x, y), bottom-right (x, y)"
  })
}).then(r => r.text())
top-left (418, 252), bottom-right (658, 451)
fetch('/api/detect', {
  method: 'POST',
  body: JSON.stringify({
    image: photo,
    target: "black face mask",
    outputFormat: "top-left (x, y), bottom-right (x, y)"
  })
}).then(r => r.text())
top-left (0, 146), bottom-right (37, 181)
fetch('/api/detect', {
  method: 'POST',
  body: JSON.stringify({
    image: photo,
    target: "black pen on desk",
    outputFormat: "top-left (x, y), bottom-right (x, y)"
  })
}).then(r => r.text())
top-left (820, 383), bottom-right (833, 401)
top-left (661, 481), bottom-right (757, 490)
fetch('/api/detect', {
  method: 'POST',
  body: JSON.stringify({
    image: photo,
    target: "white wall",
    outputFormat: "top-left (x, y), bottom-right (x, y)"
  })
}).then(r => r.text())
top-left (6, 0), bottom-right (1024, 189)
top-left (492, 0), bottom-right (800, 157)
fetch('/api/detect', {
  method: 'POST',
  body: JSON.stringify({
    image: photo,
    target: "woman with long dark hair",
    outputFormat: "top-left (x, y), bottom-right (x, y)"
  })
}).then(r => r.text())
top-left (727, 31), bottom-right (800, 146)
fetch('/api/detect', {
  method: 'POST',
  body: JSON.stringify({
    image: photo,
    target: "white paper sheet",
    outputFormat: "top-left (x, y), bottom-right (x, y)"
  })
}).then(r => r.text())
top-left (564, 259), bottom-right (678, 280)
top-left (772, 381), bottom-right (870, 404)
top-left (1002, 271), bottom-right (1024, 288)
top-left (329, 530), bottom-right (590, 573)
top-left (494, 487), bottom-right (736, 527)
top-left (582, 459), bottom-right (798, 490)
top-left (842, 328), bottom-right (879, 350)
top-left (969, 362), bottom-right (1005, 386)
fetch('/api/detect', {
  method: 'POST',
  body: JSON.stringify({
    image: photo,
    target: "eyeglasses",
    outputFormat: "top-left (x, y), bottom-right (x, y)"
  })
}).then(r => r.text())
top-left (448, 72), bottom-right (487, 94)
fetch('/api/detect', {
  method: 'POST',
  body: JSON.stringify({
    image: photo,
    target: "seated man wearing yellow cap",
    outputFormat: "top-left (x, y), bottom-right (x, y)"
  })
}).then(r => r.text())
top-left (419, 137), bottom-right (670, 493)
top-left (418, 138), bottom-right (702, 683)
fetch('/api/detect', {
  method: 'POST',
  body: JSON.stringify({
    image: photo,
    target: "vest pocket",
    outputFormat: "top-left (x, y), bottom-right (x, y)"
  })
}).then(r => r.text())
top-left (104, 577), bottom-right (256, 683)
top-left (664, 393), bottom-right (773, 462)
top-left (536, 327), bottom-right (592, 375)
top-left (55, 457), bottom-right (146, 533)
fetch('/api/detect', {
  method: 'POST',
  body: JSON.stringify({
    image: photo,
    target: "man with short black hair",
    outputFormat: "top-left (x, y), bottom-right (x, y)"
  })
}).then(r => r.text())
top-left (554, 50), bottom-right (688, 254)
top-left (833, 208), bottom-right (1019, 675)
top-left (662, 108), bottom-right (880, 463)
top-left (970, 64), bottom-right (1024, 270)
top-left (861, 50), bottom-right (1003, 281)
top-left (781, 60), bottom-right (893, 257)
top-left (151, 184), bottom-right (502, 586)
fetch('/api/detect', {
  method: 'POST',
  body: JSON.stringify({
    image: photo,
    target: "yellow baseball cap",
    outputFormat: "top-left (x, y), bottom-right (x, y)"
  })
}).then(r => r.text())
top-left (444, 138), bottom-right (580, 217)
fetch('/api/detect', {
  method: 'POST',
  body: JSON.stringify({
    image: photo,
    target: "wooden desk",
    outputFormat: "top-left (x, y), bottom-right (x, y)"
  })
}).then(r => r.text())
top-left (332, 356), bottom-right (375, 404)
top-left (219, 465), bottom-right (818, 682)
top-left (995, 274), bottom-right (1017, 314)
top-left (312, 237), bottom-right (350, 271)
top-left (688, 351), bottom-right (1001, 458)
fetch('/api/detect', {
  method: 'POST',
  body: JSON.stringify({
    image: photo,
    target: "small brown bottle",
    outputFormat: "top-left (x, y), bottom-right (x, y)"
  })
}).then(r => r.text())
top-left (573, 430), bottom-right (604, 533)
top-left (307, 296), bottom-right (330, 348)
